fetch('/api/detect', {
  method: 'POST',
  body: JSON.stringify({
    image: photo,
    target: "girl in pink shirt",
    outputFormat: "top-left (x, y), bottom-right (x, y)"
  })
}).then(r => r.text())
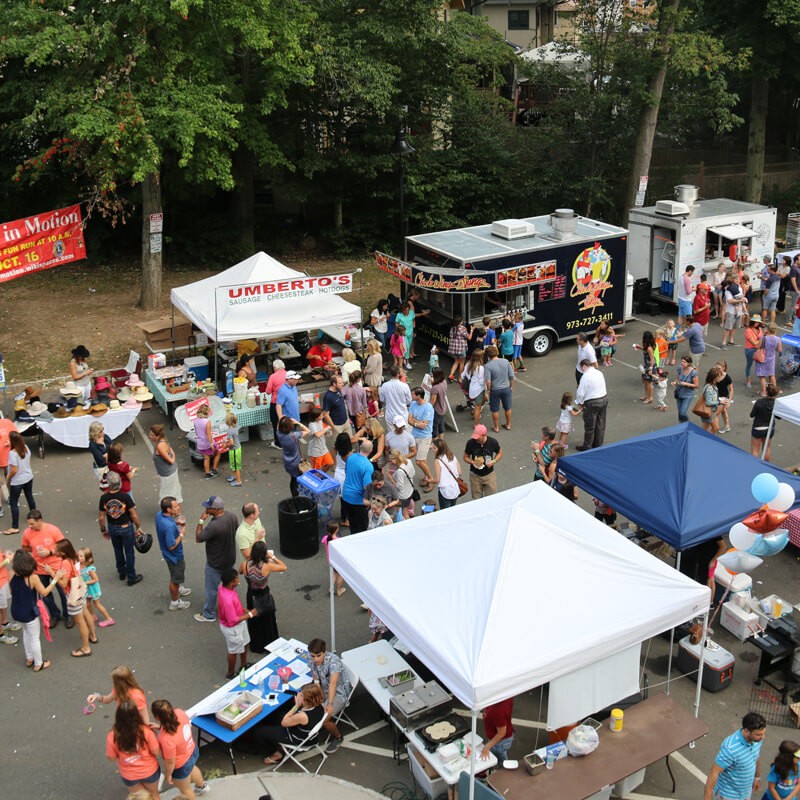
top-left (218, 569), bottom-right (253, 679)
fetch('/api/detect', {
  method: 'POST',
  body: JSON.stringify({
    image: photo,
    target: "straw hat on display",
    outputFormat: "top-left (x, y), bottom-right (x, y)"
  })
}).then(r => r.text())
top-left (126, 375), bottom-right (144, 388)
top-left (89, 403), bottom-right (108, 417)
top-left (53, 407), bottom-right (71, 419)
top-left (59, 380), bottom-right (83, 397)
top-left (123, 397), bottom-right (141, 410)
top-left (117, 387), bottom-right (132, 402)
top-left (24, 386), bottom-right (40, 403)
top-left (71, 405), bottom-right (89, 417)
top-left (108, 399), bottom-right (122, 411)
top-left (94, 376), bottom-right (111, 392)
top-left (28, 401), bottom-right (50, 418)
top-left (133, 385), bottom-right (153, 401)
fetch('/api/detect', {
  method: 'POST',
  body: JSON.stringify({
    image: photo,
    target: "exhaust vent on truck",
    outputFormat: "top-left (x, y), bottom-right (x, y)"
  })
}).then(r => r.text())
top-left (655, 200), bottom-right (690, 216)
top-left (491, 219), bottom-right (536, 240)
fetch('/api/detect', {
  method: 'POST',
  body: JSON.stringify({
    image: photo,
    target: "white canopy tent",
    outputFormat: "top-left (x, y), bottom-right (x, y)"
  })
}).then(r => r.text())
top-left (520, 40), bottom-right (587, 69)
top-left (763, 390), bottom-right (800, 458)
top-left (170, 251), bottom-right (362, 342)
top-left (330, 483), bottom-right (710, 708)
top-left (330, 484), bottom-right (710, 800)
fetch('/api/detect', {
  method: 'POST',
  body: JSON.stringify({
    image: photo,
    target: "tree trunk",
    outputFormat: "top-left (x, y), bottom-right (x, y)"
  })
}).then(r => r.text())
top-left (624, 0), bottom-right (681, 220)
top-left (744, 75), bottom-right (769, 204)
top-left (138, 172), bottom-right (162, 311)
top-left (232, 145), bottom-right (256, 256)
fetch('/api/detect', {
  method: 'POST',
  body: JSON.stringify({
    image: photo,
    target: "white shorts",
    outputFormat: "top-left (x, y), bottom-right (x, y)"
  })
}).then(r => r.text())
top-left (220, 620), bottom-right (251, 654)
top-left (414, 436), bottom-right (432, 461)
top-left (0, 582), bottom-right (9, 610)
top-left (556, 421), bottom-right (573, 434)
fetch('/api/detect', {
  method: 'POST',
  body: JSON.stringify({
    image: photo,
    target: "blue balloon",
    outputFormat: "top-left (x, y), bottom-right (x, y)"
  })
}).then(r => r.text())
top-left (748, 530), bottom-right (790, 557)
top-left (752, 473), bottom-right (780, 504)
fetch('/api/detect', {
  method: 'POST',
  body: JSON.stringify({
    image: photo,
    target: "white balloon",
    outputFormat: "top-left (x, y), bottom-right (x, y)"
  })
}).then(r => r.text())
top-left (718, 551), bottom-right (763, 574)
top-left (729, 522), bottom-right (758, 552)
top-left (768, 482), bottom-right (796, 513)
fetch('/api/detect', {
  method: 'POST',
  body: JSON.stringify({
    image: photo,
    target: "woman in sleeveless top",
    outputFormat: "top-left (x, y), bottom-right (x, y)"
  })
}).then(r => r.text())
top-left (240, 541), bottom-right (286, 653)
top-left (149, 424), bottom-right (183, 503)
top-left (259, 683), bottom-right (326, 766)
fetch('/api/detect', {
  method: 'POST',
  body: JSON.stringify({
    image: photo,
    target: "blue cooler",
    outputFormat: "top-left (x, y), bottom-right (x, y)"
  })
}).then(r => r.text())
top-left (184, 355), bottom-right (209, 381)
top-left (297, 470), bottom-right (340, 520)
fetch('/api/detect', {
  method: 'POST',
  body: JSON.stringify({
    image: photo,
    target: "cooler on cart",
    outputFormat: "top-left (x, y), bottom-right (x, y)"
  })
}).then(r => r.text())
top-left (297, 469), bottom-right (340, 520)
top-left (174, 395), bottom-right (229, 468)
top-left (676, 635), bottom-right (734, 692)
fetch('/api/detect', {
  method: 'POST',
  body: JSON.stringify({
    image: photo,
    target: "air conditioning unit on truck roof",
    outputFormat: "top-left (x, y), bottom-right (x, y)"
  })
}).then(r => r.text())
top-left (491, 219), bottom-right (536, 240)
top-left (655, 200), bottom-right (691, 216)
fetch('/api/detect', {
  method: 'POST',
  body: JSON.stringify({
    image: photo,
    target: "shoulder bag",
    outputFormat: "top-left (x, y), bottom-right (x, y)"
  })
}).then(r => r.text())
top-left (753, 340), bottom-right (766, 363)
top-left (440, 458), bottom-right (468, 497)
top-left (692, 386), bottom-right (712, 420)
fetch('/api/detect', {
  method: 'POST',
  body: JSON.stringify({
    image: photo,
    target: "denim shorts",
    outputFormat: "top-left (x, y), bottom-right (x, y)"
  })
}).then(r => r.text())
top-left (122, 766), bottom-right (161, 787)
top-left (173, 746), bottom-right (199, 780)
top-left (489, 387), bottom-right (513, 412)
top-left (678, 299), bottom-right (693, 317)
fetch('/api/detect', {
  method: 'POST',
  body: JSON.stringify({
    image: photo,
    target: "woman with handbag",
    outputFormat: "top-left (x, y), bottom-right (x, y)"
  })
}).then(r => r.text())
top-left (4, 431), bottom-right (36, 535)
top-left (755, 321), bottom-right (782, 397)
top-left (671, 355), bottom-right (698, 422)
top-left (386, 449), bottom-right (416, 520)
top-left (88, 421), bottom-right (111, 487)
top-left (751, 384), bottom-right (780, 460)
top-left (744, 315), bottom-right (764, 390)
top-left (240, 540), bottom-right (286, 654)
top-left (430, 437), bottom-right (466, 510)
top-left (633, 331), bottom-right (658, 404)
top-left (695, 366), bottom-right (723, 434)
top-left (342, 370), bottom-right (367, 429)
top-left (276, 416), bottom-right (310, 498)
top-left (49, 538), bottom-right (97, 657)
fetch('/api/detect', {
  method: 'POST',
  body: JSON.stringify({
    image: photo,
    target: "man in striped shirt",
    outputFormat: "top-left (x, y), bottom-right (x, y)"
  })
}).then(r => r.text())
top-left (704, 712), bottom-right (766, 800)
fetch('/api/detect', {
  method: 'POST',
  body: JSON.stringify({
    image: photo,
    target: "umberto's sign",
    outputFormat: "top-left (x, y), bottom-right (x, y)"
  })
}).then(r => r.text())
top-left (220, 274), bottom-right (353, 306)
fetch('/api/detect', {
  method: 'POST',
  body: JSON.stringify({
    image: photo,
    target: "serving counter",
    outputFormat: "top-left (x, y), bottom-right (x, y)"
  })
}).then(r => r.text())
top-left (488, 694), bottom-right (708, 800)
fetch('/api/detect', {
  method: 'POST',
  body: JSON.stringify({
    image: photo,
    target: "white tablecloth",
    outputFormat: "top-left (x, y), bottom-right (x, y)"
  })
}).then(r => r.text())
top-left (37, 407), bottom-right (140, 448)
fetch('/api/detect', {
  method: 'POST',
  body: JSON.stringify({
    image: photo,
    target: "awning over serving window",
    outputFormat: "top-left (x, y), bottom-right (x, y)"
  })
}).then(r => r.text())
top-left (708, 224), bottom-right (755, 240)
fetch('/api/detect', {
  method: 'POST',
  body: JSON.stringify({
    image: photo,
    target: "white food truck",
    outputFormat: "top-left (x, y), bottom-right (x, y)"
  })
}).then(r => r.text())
top-left (627, 185), bottom-right (777, 301)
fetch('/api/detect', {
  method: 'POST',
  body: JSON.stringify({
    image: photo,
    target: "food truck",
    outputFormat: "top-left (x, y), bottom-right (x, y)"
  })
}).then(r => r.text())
top-left (375, 210), bottom-right (631, 356)
top-left (627, 186), bottom-right (777, 301)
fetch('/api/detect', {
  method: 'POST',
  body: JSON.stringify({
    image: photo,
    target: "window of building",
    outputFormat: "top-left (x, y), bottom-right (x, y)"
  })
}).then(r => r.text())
top-left (508, 9), bottom-right (530, 30)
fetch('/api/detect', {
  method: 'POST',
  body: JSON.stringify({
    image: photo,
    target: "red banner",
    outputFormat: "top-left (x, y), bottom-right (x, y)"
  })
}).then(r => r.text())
top-left (0, 204), bottom-right (86, 283)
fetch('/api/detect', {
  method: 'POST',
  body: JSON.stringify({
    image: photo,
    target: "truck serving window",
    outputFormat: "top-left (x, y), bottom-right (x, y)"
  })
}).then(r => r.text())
top-left (413, 287), bottom-right (454, 319)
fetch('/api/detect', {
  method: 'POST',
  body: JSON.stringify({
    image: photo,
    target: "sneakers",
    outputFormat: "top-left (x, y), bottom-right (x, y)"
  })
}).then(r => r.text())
top-left (230, 482), bottom-right (242, 487)
top-left (127, 574), bottom-right (143, 586)
top-left (2, 621), bottom-right (22, 632)
top-left (179, 585), bottom-right (192, 596)
top-left (0, 631), bottom-right (18, 645)
top-left (204, 472), bottom-right (217, 479)
top-left (194, 613), bottom-right (217, 623)
top-left (196, 785), bottom-right (210, 796)
top-left (719, 426), bottom-right (731, 434)
top-left (210, 469), bottom-right (219, 477)
top-left (326, 738), bottom-right (342, 754)
top-left (269, 442), bottom-right (282, 450)
top-left (170, 600), bottom-right (191, 611)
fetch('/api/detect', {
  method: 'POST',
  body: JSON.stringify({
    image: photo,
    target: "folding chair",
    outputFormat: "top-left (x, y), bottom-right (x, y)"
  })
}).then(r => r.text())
top-left (333, 665), bottom-right (359, 733)
top-left (273, 712), bottom-right (329, 775)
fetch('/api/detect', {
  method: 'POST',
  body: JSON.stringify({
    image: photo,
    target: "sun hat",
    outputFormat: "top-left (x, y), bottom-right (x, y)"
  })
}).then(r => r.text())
top-left (392, 415), bottom-right (407, 428)
top-left (23, 386), bottom-right (39, 402)
top-left (15, 412), bottom-right (35, 423)
top-left (59, 380), bottom-right (83, 397)
top-left (71, 405), bottom-right (89, 417)
top-left (123, 397), bottom-right (141, 410)
top-left (28, 401), bottom-right (48, 417)
top-left (750, 314), bottom-right (763, 325)
top-left (108, 399), bottom-right (121, 410)
top-left (71, 345), bottom-right (90, 360)
top-left (472, 423), bottom-right (488, 439)
top-left (94, 376), bottom-right (111, 391)
top-left (133, 386), bottom-right (154, 401)
top-left (201, 496), bottom-right (225, 509)
top-left (89, 403), bottom-right (108, 417)
top-left (126, 375), bottom-right (144, 387)
top-left (53, 407), bottom-right (70, 419)
top-left (117, 387), bottom-right (131, 401)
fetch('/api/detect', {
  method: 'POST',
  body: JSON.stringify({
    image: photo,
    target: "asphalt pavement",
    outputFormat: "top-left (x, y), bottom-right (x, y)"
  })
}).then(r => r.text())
top-left (5, 310), bottom-right (800, 799)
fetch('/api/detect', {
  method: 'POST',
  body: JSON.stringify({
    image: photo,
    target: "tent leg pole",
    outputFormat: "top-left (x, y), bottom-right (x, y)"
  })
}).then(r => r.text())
top-left (665, 551), bottom-right (682, 695)
top-left (213, 291), bottom-right (219, 389)
top-left (469, 709), bottom-right (477, 800)
top-left (761, 415), bottom-right (775, 460)
top-left (693, 609), bottom-right (709, 722)
top-left (330, 565), bottom-right (336, 653)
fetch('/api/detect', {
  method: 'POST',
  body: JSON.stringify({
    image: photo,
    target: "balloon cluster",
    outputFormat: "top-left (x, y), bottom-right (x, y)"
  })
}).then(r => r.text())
top-left (718, 473), bottom-right (794, 574)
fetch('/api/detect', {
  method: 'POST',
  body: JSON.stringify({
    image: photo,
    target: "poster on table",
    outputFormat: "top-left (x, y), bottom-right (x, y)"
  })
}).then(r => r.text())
top-left (0, 204), bottom-right (86, 283)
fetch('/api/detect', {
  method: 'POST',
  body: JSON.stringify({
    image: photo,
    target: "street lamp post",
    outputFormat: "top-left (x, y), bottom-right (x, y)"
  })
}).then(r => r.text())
top-left (391, 129), bottom-right (415, 260)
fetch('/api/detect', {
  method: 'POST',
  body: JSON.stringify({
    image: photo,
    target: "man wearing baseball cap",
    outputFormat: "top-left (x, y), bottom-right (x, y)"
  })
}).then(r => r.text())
top-left (385, 415), bottom-right (416, 459)
top-left (276, 371), bottom-right (301, 423)
top-left (194, 496), bottom-right (239, 623)
top-left (463, 423), bottom-right (502, 499)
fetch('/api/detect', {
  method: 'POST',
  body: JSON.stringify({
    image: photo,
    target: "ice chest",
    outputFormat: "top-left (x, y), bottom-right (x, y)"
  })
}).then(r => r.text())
top-left (676, 636), bottom-right (734, 692)
top-left (215, 690), bottom-right (263, 730)
top-left (720, 600), bottom-right (760, 642)
top-left (184, 355), bottom-right (209, 382)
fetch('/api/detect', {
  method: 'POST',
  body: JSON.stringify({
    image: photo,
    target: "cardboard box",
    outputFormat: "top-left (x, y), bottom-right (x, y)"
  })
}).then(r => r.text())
top-left (720, 601), bottom-right (760, 641)
top-left (137, 314), bottom-right (195, 347)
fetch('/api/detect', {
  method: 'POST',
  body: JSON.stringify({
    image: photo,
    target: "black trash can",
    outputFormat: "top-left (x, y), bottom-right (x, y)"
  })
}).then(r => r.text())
top-left (277, 497), bottom-right (319, 559)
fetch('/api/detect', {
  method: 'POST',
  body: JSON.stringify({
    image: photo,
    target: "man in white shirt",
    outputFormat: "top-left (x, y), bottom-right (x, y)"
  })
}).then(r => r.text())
top-left (574, 360), bottom-right (608, 451)
top-left (379, 365), bottom-right (412, 423)
top-left (721, 273), bottom-right (745, 349)
top-left (677, 265), bottom-right (696, 326)
top-left (575, 333), bottom-right (598, 386)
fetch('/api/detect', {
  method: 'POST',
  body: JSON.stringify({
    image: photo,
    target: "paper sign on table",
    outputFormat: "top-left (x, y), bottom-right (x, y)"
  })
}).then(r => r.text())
top-left (289, 674), bottom-right (313, 691)
top-left (286, 658), bottom-right (310, 675)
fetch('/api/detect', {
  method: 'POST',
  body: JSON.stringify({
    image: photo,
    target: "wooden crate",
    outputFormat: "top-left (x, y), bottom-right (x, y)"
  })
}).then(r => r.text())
top-left (215, 691), bottom-right (263, 731)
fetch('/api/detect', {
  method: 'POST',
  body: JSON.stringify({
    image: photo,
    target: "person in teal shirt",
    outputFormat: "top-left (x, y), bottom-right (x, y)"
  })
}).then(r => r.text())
top-left (498, 319), bottom-right (515, 362)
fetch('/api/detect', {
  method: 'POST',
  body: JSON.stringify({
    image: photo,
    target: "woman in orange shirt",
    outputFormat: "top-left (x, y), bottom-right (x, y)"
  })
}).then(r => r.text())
top-left (151, 699), bottom-right (208, 798)
top-left (88, 664), bottom-right (151, 725)
top-left (105, 700), bottom-right (161, 798)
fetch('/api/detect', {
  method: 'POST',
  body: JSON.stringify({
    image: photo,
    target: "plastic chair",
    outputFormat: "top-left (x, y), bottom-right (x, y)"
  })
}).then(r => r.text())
top-left (273, 712), bottom-right (329, 775)
top-left (333, 665), bottom-right (359, 733)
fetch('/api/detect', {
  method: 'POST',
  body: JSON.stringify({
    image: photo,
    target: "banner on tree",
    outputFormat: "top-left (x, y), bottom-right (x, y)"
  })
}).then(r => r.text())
top-left (0, 204), bottom-right (87, 283)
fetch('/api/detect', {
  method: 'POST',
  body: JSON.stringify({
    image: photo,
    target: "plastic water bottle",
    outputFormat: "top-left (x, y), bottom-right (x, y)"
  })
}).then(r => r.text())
top-left (238, 667), bottom-right (247, 689)
top-left (226, 369), bottom-right (234, 396)
top-left (545, 750), bottom-right (556, 769)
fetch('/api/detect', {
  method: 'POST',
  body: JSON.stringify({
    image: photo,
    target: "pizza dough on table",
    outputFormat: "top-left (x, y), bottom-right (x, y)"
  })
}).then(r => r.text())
top-left (425, 720), bottom-right (457, 741)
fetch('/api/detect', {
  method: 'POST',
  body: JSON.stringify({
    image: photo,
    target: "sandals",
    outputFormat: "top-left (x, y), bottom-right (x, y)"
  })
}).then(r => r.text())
top-left (71, 648), bottom-right (92, 658)
top-left (32, 660), bottom-right (51, 672)
top-left (264, 754), bottom-right (284, 765)
top-left (89, 635), bottom-right (99, 644)
top-left (2, 529), bottom-right (19, 536)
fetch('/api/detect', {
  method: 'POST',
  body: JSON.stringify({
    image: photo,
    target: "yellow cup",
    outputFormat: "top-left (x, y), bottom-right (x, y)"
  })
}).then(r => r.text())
top-left (610, 708), bottom-right (624, 732)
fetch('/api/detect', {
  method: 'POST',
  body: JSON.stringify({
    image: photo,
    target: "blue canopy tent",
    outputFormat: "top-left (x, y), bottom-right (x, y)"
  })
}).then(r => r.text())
top-left (559, 422), bottom-right (800, 550)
